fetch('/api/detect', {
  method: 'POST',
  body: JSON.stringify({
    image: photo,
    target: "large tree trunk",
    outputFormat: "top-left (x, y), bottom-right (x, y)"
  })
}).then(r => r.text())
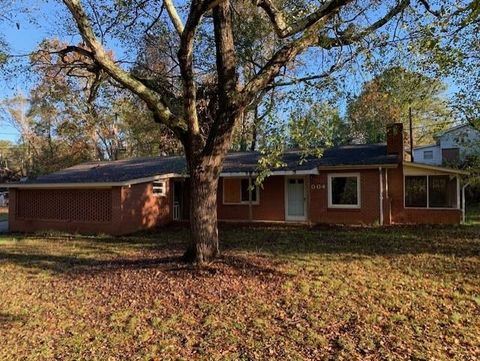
top-left (181, 0), bottom-right (239, 264)
top-left (183, 164), bottom-right (220, 264)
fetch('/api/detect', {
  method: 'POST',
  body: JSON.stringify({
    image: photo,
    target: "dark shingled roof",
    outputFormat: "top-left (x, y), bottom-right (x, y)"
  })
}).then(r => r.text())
top-left (23, 144), bottom-right (398, 184)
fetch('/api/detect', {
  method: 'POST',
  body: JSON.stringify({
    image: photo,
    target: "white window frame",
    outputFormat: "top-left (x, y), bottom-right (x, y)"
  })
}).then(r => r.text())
top-left (327, 173), bottom-right (361, 209)
top-left (152, 180), bottom-right (166, 197)
top-left (423, 150), bottom-right (433, 160)
top-left (403, 174), bottom-right (459, 210)
top-left (222, 177), bottom-right (260, 205)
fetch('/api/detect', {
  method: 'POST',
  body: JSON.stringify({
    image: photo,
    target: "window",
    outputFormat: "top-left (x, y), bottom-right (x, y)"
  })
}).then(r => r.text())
top-left (152, 180), bottom-right (166, 196)
top-left (223, 178), bottom-right (259, 204)
top-left (423, 150), bottom-right (433, 160)
top-left (328, 174), bottom-right (360, 208)
top-left (405, 175), bottom-right (457, 208)
top-left (428, 176), bottom-right (457, 208)
top-left (289, 179), bottom-right (304, 185)
top-left (405, 176), bottom-right (427, 207)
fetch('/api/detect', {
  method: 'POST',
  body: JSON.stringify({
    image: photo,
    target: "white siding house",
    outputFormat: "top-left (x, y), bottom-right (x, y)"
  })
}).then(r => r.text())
top-left (413, 124), bottom-right (480, 165)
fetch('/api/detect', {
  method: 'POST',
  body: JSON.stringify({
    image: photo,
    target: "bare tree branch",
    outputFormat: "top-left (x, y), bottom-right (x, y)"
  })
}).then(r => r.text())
top-left (317, 0), bottom-right (411, 49)
top-left (267, 50), bottom-right (359, 89)
top-left (242, 0), bottom-right (410, 106)
top-left (254, 0), bottom-right (350, 38)
top-left (178, 0), bottom-right (223, 139)
top-left (62, 0), bottom-right (186, 135)
top-left (203, 0), bottom-right (240, 156)
top-left (418, 0), bottom-right (442, 17)
top-left (164, 0), bottom-right (184, 35)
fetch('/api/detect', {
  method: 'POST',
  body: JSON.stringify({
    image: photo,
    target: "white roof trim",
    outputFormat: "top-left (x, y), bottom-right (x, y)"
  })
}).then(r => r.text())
top-left (317, 164), bottom-right (398, 170)
top-left (1, 169), bottom-right (320, 188)
top-left (220, 169), bottom-right (319, 177)
top-left (405, 162), bottom-right (469, 175)
top-left (124, 173), bottom-right (186, 185)
top-left (1, 173), bottom-right (186, 189)
top-left (3, 183), bottom-right (119, 189)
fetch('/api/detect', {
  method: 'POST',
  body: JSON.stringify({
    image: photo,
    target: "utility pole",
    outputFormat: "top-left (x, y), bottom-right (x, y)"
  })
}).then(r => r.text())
top-left (409, 106), bottom-right (414, 162)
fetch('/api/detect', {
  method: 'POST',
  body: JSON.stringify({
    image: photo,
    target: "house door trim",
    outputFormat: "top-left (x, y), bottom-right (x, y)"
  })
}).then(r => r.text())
top-left (284, 176), bottom-right (307, 222)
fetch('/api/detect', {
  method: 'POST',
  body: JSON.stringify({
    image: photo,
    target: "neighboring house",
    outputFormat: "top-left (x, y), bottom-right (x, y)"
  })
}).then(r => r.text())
top-left (3, 124), bottom-right (468, 235)
top-left (413, 123), bottom-right (480, 165)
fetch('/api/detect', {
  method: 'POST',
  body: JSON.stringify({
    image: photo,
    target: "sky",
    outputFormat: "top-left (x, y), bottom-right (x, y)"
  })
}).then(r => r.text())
top-left (0, 0), bottom-right (90, 143)
top-left (0, 0), bottom-right (135, 144)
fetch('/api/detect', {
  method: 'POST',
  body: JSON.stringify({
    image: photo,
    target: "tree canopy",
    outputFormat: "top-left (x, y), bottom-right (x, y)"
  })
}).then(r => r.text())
top-left (346, 66), bottom-right (451, 144)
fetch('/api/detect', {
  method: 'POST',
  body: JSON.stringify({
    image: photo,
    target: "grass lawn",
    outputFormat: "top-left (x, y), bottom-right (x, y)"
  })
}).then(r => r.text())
top-left (0, 225), bottom-right (479, 360)
top-left (467, 204), bottom-right (480, 225)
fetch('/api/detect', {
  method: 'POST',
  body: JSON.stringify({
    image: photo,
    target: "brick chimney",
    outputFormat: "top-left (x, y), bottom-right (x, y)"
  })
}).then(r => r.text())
top-left (386, 123), bottom-right (404, 161)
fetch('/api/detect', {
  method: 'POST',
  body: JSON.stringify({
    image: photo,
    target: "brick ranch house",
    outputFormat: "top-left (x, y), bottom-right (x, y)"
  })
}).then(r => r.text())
top-left (5, 124), bottom-right (468, 235)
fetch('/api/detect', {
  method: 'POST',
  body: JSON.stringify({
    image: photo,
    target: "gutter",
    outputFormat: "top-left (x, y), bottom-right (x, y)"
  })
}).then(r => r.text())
top-left (0, 173), bottom-right (186, 189)
top-left (317, 164), bottom-right (398, 170)
top-left (221, 169), bottom-right (319, 177)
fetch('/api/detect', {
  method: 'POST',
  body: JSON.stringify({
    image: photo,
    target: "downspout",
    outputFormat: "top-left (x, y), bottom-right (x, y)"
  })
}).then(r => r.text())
top-left (462, 182), bottom-right (469, 224)
top-left (379, 167), bottom-right (384, 226)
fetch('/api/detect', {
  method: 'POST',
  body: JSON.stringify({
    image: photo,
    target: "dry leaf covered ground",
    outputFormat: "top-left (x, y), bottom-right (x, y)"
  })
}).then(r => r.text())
top-left (0, 224), bottom-right (479, 360)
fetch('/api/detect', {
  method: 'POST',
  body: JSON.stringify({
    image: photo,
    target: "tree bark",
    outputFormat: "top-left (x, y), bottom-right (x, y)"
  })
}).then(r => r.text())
top-left (250, 106), bottom-right (258, 151)
top-left (181, 0), bottom-right (240, 264)
top-left (183, 159), bottom-right (221, 264)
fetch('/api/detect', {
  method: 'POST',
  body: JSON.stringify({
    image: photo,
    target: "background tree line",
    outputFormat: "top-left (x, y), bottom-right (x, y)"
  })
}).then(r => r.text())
top-left (0, 61), bottom-right (455, 178)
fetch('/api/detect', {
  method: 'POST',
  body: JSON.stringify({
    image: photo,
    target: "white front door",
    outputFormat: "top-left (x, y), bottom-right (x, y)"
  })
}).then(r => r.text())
top-left (286, 177), bottom-right (307, 221)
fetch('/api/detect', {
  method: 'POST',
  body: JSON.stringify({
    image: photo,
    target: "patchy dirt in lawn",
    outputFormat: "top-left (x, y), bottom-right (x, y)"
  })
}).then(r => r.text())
top-left (0, 225), bottom-right (479, 360)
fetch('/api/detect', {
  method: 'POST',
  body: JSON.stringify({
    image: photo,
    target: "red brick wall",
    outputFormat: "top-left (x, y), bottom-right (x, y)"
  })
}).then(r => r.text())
top-left (119, 181), bottom-right (171, 233)
top-left (387, 123), bottom-right (405, 157)
top-left (217, 175), bottom-right (285, 221)
top-left (8, 181), bottom-right (173, 235)
top-left (387, 167), bottom-right (461, 224)
top-left (16, 188), bottom-right (113, 221)
top-left (309, 170), bottom-right (382, 225)
top-left (9, 188), bottom-right (122, 234)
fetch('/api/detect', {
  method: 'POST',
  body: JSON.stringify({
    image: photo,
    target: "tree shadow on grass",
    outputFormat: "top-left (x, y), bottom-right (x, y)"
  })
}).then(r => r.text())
top-left (0, 224), bottom-right (479, 278)
top-left (0, 247), bottom-right (288, 280)
top-left (0, 250), bottom-right (183, 274)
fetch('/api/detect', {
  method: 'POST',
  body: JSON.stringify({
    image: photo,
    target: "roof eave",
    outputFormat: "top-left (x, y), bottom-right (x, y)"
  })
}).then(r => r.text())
top-left (317, 164), bottom-right (399, 170)
top-left (1, 173), bottom-right (187, 189)
top-left (413, 144), bottom-right (437, 150)
top-left (220, 169), bottom-right (319, 177)
top-left (404, 162), bottom-right (469, 175)
top-left (2, 182), bottom-right (123, 189)
top-left (2, 163), bottom-right (405, 189)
